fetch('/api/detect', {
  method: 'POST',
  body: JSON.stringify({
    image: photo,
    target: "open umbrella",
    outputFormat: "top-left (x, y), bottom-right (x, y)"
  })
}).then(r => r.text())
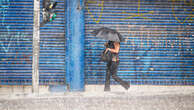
top-left (92, 27), bottom-right (125, 42)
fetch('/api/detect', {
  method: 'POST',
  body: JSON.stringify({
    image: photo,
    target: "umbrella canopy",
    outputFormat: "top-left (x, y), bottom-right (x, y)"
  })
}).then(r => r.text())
top-left (92, 27), bottom-right (125, 42)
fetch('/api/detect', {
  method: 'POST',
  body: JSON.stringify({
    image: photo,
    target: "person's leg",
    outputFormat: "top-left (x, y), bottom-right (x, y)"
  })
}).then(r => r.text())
top-left (110, 61), bottom-right (130, 90)
top-left (104, 62), bottom-right (111, 91)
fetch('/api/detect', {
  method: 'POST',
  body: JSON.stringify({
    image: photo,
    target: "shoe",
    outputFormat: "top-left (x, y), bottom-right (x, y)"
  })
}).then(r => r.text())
top-left (124, 84), bottom-right (130, 90)
top-left (104, 87), bottom-right (111, 92)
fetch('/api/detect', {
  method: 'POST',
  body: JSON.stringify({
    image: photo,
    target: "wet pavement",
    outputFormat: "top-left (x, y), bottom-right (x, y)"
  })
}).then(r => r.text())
top-left (0, 85), bottom-right (194, 110)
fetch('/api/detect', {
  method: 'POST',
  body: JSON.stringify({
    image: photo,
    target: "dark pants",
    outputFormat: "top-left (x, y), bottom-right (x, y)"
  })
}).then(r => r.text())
top-left (104, 61), bottom-right (129, 91)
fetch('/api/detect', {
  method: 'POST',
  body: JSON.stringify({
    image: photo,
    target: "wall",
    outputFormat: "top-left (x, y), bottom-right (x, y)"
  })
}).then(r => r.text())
top-left (0, 0), bottom-right (33, 85)
top-left (84, 0), bottom-right (194, 85)
top-left (0, 0), bottom-right (66, 86)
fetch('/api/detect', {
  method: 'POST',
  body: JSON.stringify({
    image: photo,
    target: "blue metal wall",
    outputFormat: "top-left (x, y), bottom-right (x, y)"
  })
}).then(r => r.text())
top-left (84, 0), bottom-right (194, 85)
top-left (0, 0), bottom-right (66, 85)
top-left (0, 0), bottom-right (33, 85)
top-left (39, 0), bottom-right (66, 85)
top-left (0, 0), bottom-right (193, 87)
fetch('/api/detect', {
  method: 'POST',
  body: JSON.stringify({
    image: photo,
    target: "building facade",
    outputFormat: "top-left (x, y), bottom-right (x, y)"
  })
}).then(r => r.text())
top-left (0, 0), bottom-right (193, 91)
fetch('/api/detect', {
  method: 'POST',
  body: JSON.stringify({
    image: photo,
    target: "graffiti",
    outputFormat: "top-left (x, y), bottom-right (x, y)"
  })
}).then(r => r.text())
top-left (1, 52), bottom-right (32, 65)
top-left (122, 24), bottom-right (187, 51)
top-left (172, 0), bottom-right (193, 24)
top-left (86, 0), bottom-right (193, 25)
top-left (122, 25), bottom-right (191, 57)
top-left (126, 34), bottom-right (184, 49)
top-left (0, 29), bottom-right (30, 53)
top-left (0, 0), bottom-right (31, 67)
top-left (120, 0), bottom-right (154, 20)
top-left (0, 0), bottom-right (30, 53)
top-left (0, 0), bottom-right (10, 25)
top-left (124, 32), bottom-right (189, 75)
top-left (86, 0), bottom-right (104, 23)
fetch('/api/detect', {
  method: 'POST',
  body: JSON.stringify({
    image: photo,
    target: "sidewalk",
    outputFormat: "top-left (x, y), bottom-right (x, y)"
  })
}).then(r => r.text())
top-left (0, 85), bottom-right (194, 110)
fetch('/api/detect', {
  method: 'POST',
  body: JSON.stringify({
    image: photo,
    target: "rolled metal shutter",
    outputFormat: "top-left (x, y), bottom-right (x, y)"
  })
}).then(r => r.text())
top-left (0, 0), bottom-right (33, 85)
top-left (39, 0), bottom-right (66, 85)
top-left (84, 0), bottom-right (194, 85)
top-left (0, 0), bottom-right (66, 85)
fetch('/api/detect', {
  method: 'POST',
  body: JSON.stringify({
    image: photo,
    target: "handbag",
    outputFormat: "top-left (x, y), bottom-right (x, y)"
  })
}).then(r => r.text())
top-left (101, 49), bottom-right (112, 62)
top-left (101, 41), bottom-right (115, 62)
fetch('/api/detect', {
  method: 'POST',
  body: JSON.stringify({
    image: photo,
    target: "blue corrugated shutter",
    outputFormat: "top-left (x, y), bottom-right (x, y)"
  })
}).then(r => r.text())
top-left (0, 0), bottom-right (66, 85)
top-left (0, 0), bottom-right (33, 85)
top-left (84, 0), bottom-right (194, 85)
top-left (39, 0), bottom-right (66, 85)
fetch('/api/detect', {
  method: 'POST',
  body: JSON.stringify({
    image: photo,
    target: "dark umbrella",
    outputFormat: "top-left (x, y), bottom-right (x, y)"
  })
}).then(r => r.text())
top-left (92, 27), bottom-right (125, 42)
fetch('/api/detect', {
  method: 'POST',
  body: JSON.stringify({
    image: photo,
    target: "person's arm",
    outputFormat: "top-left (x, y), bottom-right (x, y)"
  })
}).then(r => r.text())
top-left (107, 42), bottom-right (120, 53)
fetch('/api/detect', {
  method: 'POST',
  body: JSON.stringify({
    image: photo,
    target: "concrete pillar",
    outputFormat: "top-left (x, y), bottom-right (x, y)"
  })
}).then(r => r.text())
top-left (65, 0), bottom-right (85, 91)
top-left (32, 0), bottom-right (40, 94)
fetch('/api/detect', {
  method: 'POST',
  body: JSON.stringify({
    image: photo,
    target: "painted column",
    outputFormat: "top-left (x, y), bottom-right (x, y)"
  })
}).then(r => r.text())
top-left (65, 0), bottom-right (85, 91)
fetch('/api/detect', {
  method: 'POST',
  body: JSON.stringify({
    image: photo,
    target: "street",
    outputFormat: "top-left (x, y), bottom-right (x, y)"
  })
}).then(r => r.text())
top-left (0, 85), bottom-right (194, 110)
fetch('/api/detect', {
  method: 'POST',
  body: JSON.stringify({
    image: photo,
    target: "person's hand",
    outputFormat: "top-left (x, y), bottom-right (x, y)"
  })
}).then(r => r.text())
top-left (105, 48), bottom-right (111, 53)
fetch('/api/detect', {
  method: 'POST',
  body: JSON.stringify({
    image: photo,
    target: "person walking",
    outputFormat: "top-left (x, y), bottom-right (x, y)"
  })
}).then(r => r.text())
top-left (92, 27), bottom-right (130, 91)
top-left (104, 40), bottom-right (130, 91)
